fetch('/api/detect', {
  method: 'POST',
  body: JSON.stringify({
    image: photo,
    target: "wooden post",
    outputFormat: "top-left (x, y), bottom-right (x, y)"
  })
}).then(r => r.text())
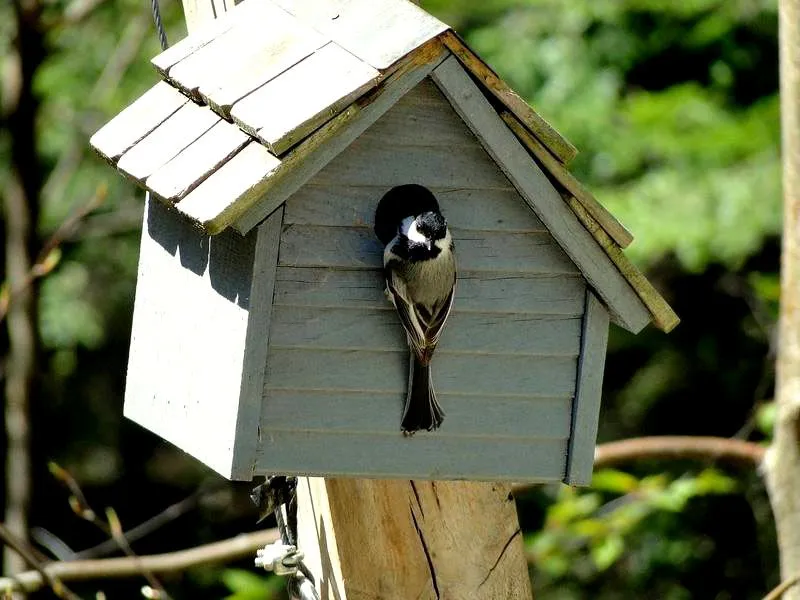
top-left (765, 0), bottom-right (800, 598)
top-left (296, 478), bottom-right (532, 598)
top-left (173, 1), bottom-right (532, 597)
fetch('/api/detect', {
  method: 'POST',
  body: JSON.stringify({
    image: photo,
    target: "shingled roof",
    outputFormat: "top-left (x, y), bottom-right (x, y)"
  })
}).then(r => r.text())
top-left (89, 0), bottom-right (678, 332)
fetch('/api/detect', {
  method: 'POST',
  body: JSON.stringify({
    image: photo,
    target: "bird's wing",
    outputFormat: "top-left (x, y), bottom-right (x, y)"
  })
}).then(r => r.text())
top-left (386, 269), bottom-right (455, 362)
top-left (423, 283), bottom-right (455, 349)
top-left (385, 268), bottom-right (427, 358)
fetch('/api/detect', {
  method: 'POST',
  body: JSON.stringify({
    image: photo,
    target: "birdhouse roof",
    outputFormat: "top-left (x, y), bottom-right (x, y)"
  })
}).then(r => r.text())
top-left (89, 0), bottom-right (677, 332)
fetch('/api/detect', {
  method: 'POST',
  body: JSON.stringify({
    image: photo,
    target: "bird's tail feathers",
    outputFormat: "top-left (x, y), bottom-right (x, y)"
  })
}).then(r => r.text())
top-left (401, 356), bottom-right (444, 433)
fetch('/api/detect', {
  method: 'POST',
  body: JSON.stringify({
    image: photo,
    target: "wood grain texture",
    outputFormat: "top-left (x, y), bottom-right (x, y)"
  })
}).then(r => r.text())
top-left (265, 349), bottom-right (578, 397)
top-left (564, 291), bottom-right (610, 485)
top-left (355, 78), bottom-right (486, 147)
top-left (296, 479), bottom-right (532, 598)
top-left (273, 267), bottom-right (587, 315)
top-left (89, 81), bottom-right (188, 162)
top-left (178, 0), bottom-right (237, 36)
top-left (431, 56), bottom-right (651, 333)
top-left (230, 39), bottom-right (449, 234)
top-left (157, 0), bottom-right (249, 72)
top-left (116, 101), bottom-right (220, 182)
top-left (230, 207), bottom-right (284, 479)
top-left (441, 30), bottom-right (577, 164)
top-left (124, 198), bottom-right (256, 478)
top-left (566, 195), bottom-right (680, 333)
top-left (146, 120), bottom-right (250, 202)
top-left (230, 42), bottom-right (379, 154)
top-left (310, 138), bottom-right (515, 189)
top-left (200, 19), bottom-right (327, 116)
top-left (284, 184), bottom-right (545, 231)
top-left (258, 433), bottom-right (567, 480)
top-left (168, 2), bottom-right (311, 100)
top-left (271, 0), bottom-right (448, 70)
top-left (176, 141), bottom-right (281, 225)
top-left (278, 224), bottom-right (579, 273)
top-left (501, 110), bottom-right (634, 248)
top-left (262, 390), bottom-right (572, 438)
top-left (269, 306), bottom-right (582, 355)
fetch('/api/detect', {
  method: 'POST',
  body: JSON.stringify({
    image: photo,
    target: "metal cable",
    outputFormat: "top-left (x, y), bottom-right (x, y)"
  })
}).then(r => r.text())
top-left (150, 0), bottom-right (169, 50)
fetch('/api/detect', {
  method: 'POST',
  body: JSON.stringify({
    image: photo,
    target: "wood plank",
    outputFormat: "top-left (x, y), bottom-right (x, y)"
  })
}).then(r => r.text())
top-left (261, 390), bottom-right (572, 439)
top-left (255, 431), bottom-right (568, 481)
top-left (155, 0), bottom-right (260, 74)
top-left (176, 141), bottom-right (282, 222)
top-left (199, 38), bottom-right (449, 234)
top-left (200, 20), bottom-right (327, 116)
top-left (116, 101), bottom-right (220, 182)
top-left (271, 0), bottom-right (447, 70)
top-left (278, 224), bottom-right (580, 274)
top-left (441, 31), bottom-right (578, 165)
top-left (266, 348), bottom-right (578, 397)
top-left (564, 291), bottom-right (609, 486)
top-left (270, 306), bottom-right (582, 356)
top-left (565, 196), bottom-right (680, 333)
top-left (230, 207), bottom-right (284, 479)
top-left (284, 184), bottom-right (544, 231)
top-left (354, 78), bottom-right (483, 147)
top-left (168, 2), bottom-right (310, 100)
top-left (310, 138), bottom-right (515, 189)
top-left (124, 198), bottom-right (256, 479)
top-left (431, 56), bottom-right (652, 333)
top-left (273, 267), bottom-right (587, 315)
top-left (146, 120), bottom-right (250, 202)
top-left (500, 111), bottom-right (634, 248)
top-left (89, 81), bottom-right (188, 162)
top-left (230, 42), bottom-right (379, 154)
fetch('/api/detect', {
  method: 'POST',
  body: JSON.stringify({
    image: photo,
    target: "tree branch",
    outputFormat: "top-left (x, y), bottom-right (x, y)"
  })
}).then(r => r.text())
top-left (764, 573), bottom-right (800, 600)
top-left (593, 436), bottom-right (766, 470)
top-left (0, 523), bottom-right (82, 599)
top-left (0, 529), bottom-right (279, 594)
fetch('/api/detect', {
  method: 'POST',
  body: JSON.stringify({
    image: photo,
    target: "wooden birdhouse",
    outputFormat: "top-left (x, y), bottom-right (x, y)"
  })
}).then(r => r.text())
top-left (90, 0), bottom-right (677, 485)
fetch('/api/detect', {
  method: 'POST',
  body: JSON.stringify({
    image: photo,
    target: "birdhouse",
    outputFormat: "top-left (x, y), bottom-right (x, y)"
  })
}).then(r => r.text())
top-left (90, 0), bottom-right (677, 485)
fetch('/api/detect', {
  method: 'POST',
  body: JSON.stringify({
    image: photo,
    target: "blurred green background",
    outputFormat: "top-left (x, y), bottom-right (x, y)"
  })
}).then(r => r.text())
top-left (0, 0), bottom-right (781, 598)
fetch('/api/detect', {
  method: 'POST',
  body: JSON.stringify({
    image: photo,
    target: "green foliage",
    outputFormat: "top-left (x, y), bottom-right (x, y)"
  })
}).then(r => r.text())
top-left (221, 569), bottom-right (283, 600)
top-left (426, 0), bottom-right (781, 271)
top-left (530, 469), bottom-right (738, 591)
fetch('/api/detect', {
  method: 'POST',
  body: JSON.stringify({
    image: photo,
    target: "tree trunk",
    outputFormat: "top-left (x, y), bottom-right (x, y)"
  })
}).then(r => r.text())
top-left (765, 0), bottom-right (800, 597)
top-left (2, 0), bottom-right (44, 577)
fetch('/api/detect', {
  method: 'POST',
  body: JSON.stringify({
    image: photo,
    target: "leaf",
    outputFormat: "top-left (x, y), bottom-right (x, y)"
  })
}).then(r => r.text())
top-left (592, 469), bottom-right (640, 494)
top-left (755, 401), bottom-right (777, 436)
top-left (221, 569), bottom-right (281, 600)
top-left (590, 535), bottom-right (625, 571)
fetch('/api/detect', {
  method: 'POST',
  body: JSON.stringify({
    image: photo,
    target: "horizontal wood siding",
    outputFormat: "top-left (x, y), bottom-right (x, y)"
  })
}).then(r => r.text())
top-left (258, 77), bottom-right (586, 480)
top-left (274, 268), bottom-right (586, 315)
top-left (255, 433), bottom-right (569, 481)
top-left (261, 391), bottom-right (571, 438)
top-left (267, 349), bottom-right (578, 397)
top-left (270, 306), bottom-right (582, 356)
top-left (278, 225), bottom-right (578, 274)
top-left (284, 184), bottom-right (547, 232)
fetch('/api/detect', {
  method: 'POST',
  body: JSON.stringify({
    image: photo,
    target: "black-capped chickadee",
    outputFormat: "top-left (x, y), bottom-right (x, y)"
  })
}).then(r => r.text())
top-left (374, 184), bottom-right (456, 433)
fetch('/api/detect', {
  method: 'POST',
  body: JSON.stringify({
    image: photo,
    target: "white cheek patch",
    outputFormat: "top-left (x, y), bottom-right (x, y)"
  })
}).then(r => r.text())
top-left (434, 229), bottom-right (453, 251)
top-left (402, 217), bottom-right (428, 244)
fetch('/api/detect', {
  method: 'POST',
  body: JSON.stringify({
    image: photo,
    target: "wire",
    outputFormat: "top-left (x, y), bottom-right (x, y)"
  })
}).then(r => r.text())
top-left (150, 0), bottom-right (169, 50)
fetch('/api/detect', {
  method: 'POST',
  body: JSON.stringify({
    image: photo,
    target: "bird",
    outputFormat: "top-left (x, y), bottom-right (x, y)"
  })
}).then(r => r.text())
top-left (374, 184), bottom-right (456, 433)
